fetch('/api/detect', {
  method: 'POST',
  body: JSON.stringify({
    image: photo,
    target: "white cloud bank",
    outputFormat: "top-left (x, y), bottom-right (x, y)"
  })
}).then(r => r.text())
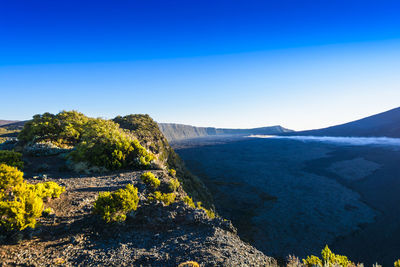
top-left (249, 135), bottom-right (400, 147)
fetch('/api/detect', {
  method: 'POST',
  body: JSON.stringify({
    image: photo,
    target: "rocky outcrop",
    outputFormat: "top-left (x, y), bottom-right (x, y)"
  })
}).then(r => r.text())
top-left (113, 114), bottom-right (214, 208)
top-left (0, 170), bottom-right (276, 267)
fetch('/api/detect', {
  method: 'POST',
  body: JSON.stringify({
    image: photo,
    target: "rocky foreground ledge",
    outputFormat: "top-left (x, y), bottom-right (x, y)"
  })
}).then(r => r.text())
top-left (0, 171), bottom-right (276, 267)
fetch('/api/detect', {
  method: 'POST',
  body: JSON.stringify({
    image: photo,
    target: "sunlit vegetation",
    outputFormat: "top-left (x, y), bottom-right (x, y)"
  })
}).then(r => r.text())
top-left (140, 172), bottom-right (160, 189)
top-left (168, 168), bottom-right (176, 177)
top-left (69, 118), bottom-right (154, 170)
top-left (18, 111), bottom-right (89, 147)
top-left (0, 164), bottom-right (65, 231)
top-left (302, 245), bottom-right (354, 267)
top-left (18, 111), bottom-right (155, 171)
top-left (32, 181), bottom-right (65, 199)
top-left (183, 195), bottom-right (215, 219)
top-left (168, 178), bottom-right (180, 192)
top-left (196, 201), bottom-right (216, 219)
top-left (183, 195), bottom-right (196, 208)
top-left (148, 191), bottom-right (176, 206)
top-left (113, 114), bottom-right (168, 158)
top-left (93, 184), bottom-right (139, 223)
top-left (0, 150), bottom-right (24, 170)
top-left (178, 261), bottom-right (200, 267)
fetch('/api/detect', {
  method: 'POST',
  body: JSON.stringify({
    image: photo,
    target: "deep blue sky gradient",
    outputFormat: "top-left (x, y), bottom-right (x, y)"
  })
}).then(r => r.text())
top-left (1, 0), bottom-right (400, 129)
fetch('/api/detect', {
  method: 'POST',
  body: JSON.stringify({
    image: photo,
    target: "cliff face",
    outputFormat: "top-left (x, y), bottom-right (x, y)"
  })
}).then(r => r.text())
top-left (113, 114), bottom-right (214, 208)
top-left (158, 123), bottom-right (293, 142)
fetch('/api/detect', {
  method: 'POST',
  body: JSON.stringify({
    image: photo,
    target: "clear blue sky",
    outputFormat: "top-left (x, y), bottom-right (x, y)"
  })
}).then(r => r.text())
top-left (1, 0), bottom-right (399, 130)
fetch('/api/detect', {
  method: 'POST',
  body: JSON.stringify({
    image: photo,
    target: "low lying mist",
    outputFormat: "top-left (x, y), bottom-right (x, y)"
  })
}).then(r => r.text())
top-left (249, 135), bottom-right (400, 147)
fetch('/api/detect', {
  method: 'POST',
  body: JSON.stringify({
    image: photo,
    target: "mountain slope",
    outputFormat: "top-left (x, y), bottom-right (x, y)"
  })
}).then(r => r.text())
top-left (0, 120), bottom-right (26, 130)
top-left (0, 120), bottom-right (19, 126)
top-left (288, 107), bottom-right (400, 138)
top-left (158, 123), bottom-right (293, 141)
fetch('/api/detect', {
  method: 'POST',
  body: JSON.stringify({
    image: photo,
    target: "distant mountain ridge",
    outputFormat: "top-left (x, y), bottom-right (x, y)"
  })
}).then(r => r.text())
top-left (288, 107), bottom-right (400, 138)
top-left (0, 120), bottom-right (19, 126)
top-left (158, 123), bottom-right (293, 141)
top-left (0, 120), bottom-right (27, 130)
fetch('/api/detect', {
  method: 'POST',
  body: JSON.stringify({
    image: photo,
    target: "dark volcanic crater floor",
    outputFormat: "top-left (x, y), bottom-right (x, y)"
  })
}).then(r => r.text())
top-left (174, 137), bottom-right (400, 266)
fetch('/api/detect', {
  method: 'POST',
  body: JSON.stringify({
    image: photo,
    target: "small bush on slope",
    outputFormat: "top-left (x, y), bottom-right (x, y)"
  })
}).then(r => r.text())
top-left (168, 168), bottom-right (176, 177)
top-left (183, 196), bottom-right (215, 219)
top-left (303, 245), bottom-right (354, 267)
top-left (93, 184), bottom-right (139, 223)
top-left (0, 164), bottom-right (65, 231)
top-left (0, 151), bottom-right (24, 170)
top-left (178, 261), bottom-right (200, 267)
top-left (32, 181), bottom-right (65, 199)
top-left (140, 172), bottom-right (160, 189)
top-left (148, 191), bottom-right (176, 206)
top-left (183, 195), bottom-right (196, 208)
top-left (168, 178), bottom-right (180, 192)
top-left (0, 163), bottom-right (23, 190)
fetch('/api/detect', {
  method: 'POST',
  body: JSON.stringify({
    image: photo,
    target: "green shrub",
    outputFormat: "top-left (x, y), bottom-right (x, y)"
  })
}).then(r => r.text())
top-left (140, 172), bottom-right (160, 189)
top-left (168, 178), bottom-right (180, 192)
top-left (0, 151), bottom-right (23, 170)
top-left (0, 163), bottom-right (24, 190)
top-left (42, 207), bottom-right (53, 217)
top-left (168, 168), bottom-right (176, 177)
top-left (183, 195), bottom-right (195, 208)
top-left (196, 201), bottom-right (216, 219)
top-left (32, 181), bottom-right (66, 199)
top-left (18, 111), bottom-right (89, 147)
top-left (178, 261), bottom-right (200, 267)
top-left (303, 255), bottom-right (322, 267)
top-left (0, 182), bottom-right (44, 231)
top-left (303, 245), bottom-right (354, 267)
top-left (0, 164), bottom-right (64, 231)
top-left (182, 196), bottom-right (215, 218)
top-left (148, 191), bottom-right (176, 206)
top-left (93, 184), bottom-right (139, 223)
top-left (395, 260), bottom-right (400, 267)
top-left (69, 118), bottom-right (154, 171)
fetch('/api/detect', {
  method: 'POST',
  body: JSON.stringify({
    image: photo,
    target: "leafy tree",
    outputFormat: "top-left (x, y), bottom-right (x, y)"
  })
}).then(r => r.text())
top-left (18, 110), bottom-right (88, 147)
